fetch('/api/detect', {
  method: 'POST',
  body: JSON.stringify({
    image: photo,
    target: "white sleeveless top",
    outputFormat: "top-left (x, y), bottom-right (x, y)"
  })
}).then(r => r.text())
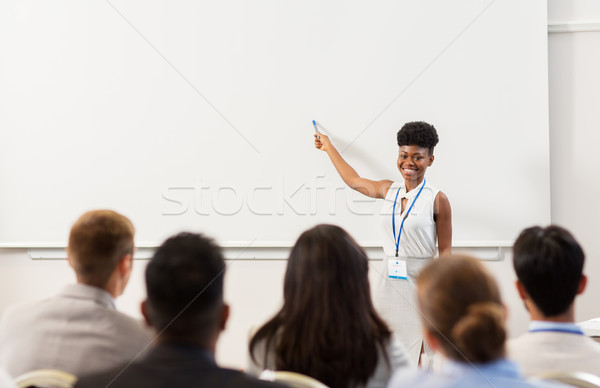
top-left (380, 180), bottom-right (439, 259)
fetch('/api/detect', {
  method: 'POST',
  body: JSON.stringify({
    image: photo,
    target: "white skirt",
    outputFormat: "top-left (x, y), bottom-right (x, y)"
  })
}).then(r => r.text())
top-left (371, 256), bottom-right (432, 366)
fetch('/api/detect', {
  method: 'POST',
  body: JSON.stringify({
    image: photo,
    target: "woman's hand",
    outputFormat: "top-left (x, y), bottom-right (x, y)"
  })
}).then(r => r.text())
top-left (313, 131), bottom-right (391, 199)
top-left (314, 133), bottom-right (333, 153)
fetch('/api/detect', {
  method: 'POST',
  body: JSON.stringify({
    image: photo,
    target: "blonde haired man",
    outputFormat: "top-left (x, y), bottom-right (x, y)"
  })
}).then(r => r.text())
top-left (0, 210), bottom-right (152, 378)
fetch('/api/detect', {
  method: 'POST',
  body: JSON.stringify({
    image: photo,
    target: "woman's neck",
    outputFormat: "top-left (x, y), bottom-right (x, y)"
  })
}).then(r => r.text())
top-left (405, 177), bottom-right (424, 192)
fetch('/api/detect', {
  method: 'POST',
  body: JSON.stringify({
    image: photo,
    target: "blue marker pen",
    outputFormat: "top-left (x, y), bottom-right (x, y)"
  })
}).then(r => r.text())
top-left (312, 120), bottom-right (320, 139)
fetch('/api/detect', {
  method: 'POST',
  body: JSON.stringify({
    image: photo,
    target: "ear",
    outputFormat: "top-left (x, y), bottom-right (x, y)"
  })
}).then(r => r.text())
top-left (219, 304), bottom-right (230, 332)
top-left (577, 274), bottom-right (588, 295)
top-left (141, 300), bottom-right (152, 327)
top-left (428, 154), bottom-right (435, 166)
top-left (423, 327), bottom-right (442, 354)
top-left (118, 253), bottom-right (133, 275)
top-left (515, 280), bottom-right (528, 300)
top-left (67, 256), bottom-right (83, 283)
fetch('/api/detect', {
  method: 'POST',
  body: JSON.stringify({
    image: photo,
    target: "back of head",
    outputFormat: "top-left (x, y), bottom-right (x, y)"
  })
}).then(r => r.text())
top-left (282, 224), bottom-right (373, 320)
top-left (397, 121), bottom-right (439, 154)
top-left (68, 210), bottom-right (135, 287)
top-left (145, 232), bottom-right (225, 344)
top-left (251, 224), bottom-right (391, 388)
top-left (417, 255), bottom-right (506, 364)
top-left (513, 225), bottom-right (584, 317)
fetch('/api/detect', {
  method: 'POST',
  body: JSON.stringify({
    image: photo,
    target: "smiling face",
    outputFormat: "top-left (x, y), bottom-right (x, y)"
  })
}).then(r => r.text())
top-left (397, 145), bottom-right (434, 187)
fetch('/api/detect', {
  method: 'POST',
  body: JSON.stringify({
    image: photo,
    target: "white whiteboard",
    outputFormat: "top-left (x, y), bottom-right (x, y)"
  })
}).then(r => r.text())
top-left (0, 0), bottom-right (550, 247)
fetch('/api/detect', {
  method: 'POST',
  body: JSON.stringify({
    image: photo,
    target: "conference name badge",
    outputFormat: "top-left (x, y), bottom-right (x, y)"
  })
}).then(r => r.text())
top-left (388, 258), bottom-right (407, 280)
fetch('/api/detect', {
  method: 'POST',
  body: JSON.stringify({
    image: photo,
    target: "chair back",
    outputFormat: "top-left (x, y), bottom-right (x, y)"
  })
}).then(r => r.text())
top-left (259, 370), bottom-right (329, 388)
top-left (14, 369), bottom-right (77, 388)
top-left (534, 370), bottom-right (600, 388)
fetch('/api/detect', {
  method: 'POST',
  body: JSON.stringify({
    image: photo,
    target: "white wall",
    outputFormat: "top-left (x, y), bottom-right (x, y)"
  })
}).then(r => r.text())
top-left (548, 0), bottom-right (600, 21)
top-left (547, 0), bottom-right (600, 323)
top-left (1, 0), bottom-right (598, 370)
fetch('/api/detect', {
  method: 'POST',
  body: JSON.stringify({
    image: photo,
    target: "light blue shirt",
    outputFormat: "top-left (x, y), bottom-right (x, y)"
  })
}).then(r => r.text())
top-left (387, 358), bottom-right (563, 388)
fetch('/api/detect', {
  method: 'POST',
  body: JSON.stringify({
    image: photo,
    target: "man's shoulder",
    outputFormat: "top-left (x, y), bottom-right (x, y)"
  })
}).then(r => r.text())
top-left (507, 332), bottom-right (536, 348)
top-left (75, 362), bottom-right (285, 388)
top-left (0, 297), bottom-right (58, 325)
top-left (508, 331), bottom-right (600, 378)
top-left (509, 330), bottom-right (600, 349)
top-left (507, 331), bottom-right (563, 356)
top-left (0, 293), bottom-right (151, 344)
top-left (2, 292), bottom-right (137, 323)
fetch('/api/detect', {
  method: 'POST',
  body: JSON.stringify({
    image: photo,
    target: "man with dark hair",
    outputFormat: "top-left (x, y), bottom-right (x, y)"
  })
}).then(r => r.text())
top-left (0, 210), bottom-right (152, 378)
top-left (508, 225), bottom-right (600, 377)
top-left (75, 232), bottom-right (284, 388)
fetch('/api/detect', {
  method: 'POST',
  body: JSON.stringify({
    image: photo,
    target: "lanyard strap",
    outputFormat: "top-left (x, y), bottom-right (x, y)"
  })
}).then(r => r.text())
top-left (392, 179), bottom-right (426, 257)
top-left (529, 328), bottom-right (585, 335)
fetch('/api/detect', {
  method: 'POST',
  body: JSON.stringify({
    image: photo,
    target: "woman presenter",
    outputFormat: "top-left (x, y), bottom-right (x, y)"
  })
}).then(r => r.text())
top-left (314, 121), bottom-right (452, 365)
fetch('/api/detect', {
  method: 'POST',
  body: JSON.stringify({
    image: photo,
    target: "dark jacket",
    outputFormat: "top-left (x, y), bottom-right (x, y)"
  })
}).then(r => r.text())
top-left (75, 343), bottom-right (285, 388)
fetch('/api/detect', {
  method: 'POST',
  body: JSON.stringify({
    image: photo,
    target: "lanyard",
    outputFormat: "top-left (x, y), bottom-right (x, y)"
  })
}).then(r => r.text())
top-left (529, 328), bottom-right (584, 335)
top-left (392, 179), bottom-right (426, 257)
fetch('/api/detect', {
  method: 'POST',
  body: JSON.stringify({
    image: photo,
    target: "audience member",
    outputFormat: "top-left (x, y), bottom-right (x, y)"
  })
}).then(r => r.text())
top-left (248, 224), bottom-right (409, 388)
top-left (388, 255), bottom-right (558, 388)
top-left (75, 232), bottom-right (284, 388)
top-left (0, 210), bottom-right (151, 378)
top-left (508, 225), bottom-right (600, 377)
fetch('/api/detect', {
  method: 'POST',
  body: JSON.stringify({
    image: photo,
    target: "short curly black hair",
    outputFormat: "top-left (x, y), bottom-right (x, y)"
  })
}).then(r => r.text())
top-left (397, 121), bottom-right (439, 154)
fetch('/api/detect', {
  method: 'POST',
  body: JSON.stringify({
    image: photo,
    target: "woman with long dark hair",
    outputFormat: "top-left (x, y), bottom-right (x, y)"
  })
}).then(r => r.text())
top-left (247, 224), bottom-right (409, 388)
